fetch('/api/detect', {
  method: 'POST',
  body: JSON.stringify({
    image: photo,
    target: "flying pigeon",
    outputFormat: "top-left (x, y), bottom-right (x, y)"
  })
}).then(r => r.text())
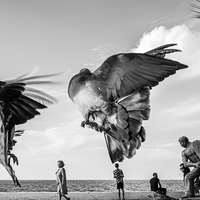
top-left (68, 44), bottom-right (188, 163)
top-left (0, 73), bottom-right (58, 186)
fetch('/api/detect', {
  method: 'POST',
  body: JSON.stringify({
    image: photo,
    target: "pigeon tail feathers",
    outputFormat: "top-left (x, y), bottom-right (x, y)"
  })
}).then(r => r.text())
top-left (104, 87), bottom-right (150, 163)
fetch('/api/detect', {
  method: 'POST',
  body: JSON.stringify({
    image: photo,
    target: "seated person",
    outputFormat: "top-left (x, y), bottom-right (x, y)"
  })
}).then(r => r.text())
top-left (150, 173), bottom-right (167, 195)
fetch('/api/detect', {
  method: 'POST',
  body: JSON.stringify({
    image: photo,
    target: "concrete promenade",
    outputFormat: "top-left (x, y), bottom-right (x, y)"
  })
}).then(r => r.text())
top-left (0, 191), bottom-right (185, 200)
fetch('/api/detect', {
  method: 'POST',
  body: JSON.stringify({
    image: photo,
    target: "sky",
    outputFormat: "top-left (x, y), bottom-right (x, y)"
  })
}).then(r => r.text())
top-left (0, 0), bottom-right (200, 182)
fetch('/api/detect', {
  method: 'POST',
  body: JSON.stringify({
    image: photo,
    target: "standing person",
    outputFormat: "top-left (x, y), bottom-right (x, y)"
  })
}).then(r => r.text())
top-left (55, 160), bottom-right (70, 200)
top-left (150, 173), bottom-right (167, 195)
top-left (178, 136), bottom-right (200, 198)
top-left (113, 163), bottom-right (125, 200)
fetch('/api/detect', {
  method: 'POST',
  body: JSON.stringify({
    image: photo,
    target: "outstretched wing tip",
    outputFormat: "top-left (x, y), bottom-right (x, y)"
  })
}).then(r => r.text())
top-left (0, 72), bottom-right (58, 186)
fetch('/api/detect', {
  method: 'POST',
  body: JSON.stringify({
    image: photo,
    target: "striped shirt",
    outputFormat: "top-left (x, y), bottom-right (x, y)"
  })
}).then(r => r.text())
top-left (113, 168), bottom-right (124, 183)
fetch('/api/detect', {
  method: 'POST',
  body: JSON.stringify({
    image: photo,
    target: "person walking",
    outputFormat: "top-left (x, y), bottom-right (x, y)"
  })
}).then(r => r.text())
top-left (55, 160), bottom-right (70, 200)
top-left (113, 163), bottom-right (125, 200)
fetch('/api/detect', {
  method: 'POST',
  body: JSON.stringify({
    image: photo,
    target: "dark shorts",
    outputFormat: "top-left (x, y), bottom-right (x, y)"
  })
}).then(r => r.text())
top-left (117, 182), bottom-right (124, 189)
top-left (157, 188), bottom-right (167, 195)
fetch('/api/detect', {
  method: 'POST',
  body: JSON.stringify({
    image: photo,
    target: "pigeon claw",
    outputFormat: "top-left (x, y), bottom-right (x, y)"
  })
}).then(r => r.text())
top-left (87, 121), bottom-right (99, 131)
top-left (82, 121), bottom-right (104, 133)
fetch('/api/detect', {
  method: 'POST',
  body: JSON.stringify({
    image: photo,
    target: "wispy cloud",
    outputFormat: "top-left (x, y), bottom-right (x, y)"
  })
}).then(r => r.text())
top-left (150, 2), bottom-right (190, 28)
top-left (88, 45), bottom-right (112, 70)
top-left (164, 99), bottom-right (200, 116)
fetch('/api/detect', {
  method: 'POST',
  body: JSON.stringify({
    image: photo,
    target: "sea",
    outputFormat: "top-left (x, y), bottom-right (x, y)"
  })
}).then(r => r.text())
top-left (0, 180), bottom-right (184, 192)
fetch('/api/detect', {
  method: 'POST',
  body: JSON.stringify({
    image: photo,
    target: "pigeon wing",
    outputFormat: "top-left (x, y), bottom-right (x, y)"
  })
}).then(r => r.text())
top-left (93, 47), bottom-right (188, 101)
top-left (0, 73), bottom-right (58, 186)
top-left (144, 43), bottom-right (181, 57)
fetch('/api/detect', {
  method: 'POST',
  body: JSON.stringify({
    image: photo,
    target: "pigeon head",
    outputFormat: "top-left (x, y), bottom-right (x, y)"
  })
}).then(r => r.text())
top-left (68, 68), bottom-right (92, 100)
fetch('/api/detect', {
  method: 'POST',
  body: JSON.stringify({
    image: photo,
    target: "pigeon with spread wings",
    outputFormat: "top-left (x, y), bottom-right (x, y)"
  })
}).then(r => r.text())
top-left (0, 73), bottom-right (58, 186)
top-left (68, 44), bottom-right (188, 163)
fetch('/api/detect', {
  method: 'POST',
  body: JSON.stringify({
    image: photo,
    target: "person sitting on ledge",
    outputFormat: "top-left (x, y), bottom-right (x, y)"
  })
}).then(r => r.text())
top-left (150, 173), bottom-right (167, 195)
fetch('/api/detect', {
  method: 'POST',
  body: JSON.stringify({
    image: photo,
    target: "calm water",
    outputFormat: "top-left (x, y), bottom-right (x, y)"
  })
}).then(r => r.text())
top-left (0, 180), bottom-right (184, 192)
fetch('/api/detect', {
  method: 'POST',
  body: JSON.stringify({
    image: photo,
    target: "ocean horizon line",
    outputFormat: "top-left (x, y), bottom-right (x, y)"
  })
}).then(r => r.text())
top-left (0, 179), bottom-right (183, 181)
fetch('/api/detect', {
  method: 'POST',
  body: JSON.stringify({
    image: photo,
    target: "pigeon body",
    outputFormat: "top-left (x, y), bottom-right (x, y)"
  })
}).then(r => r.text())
top-left (68, 44), bottom-right (188, 163)
top-left (0, 73), bottom-right (58, 186)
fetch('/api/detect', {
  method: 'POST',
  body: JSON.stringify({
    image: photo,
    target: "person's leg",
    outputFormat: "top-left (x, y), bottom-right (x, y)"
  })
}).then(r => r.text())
top-left (156, 188), bottom-right (162, 194)
top-left (122, 188), bottom-right (125, 199)
top-left (62, 194), bottom-right (70, 200)
top-left (118, 188), bottom-right (121, 200)
top-left (185, 168), bottom-right (200, 197)
top-left (160, 188), bottom-right (166, 195)
top-left (58, 190), bottom-right (62, 200)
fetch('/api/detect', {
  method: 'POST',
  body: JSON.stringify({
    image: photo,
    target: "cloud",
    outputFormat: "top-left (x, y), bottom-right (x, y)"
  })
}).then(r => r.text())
top-left (149, 2), bottom-right (190, 28)
top-left (144, 142), bottom-right (176, 148)
top-left (14, 110), bottom-right (105, 160)
top-left (83, 62), bottom-right (95, 68)
top-left (14, 122), bottom-right (87, 156)
top-left (137, 146), bottom-right (179, 160)
top-left (131, 24), bottom-right (200, 80)
top-left (164, 99), bottom-right (200, 116)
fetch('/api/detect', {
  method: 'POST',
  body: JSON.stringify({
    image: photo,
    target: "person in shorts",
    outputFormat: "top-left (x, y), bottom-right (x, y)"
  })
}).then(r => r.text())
top-left (113, 163), bottom-right (125, 200)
